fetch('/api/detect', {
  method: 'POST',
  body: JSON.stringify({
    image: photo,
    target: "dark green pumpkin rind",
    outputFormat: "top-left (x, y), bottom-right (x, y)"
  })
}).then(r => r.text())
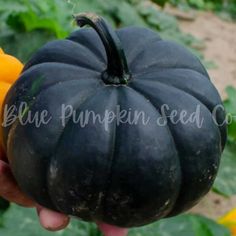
top-left (129, 79), bottom-right (222, 216)
top-left (2, 15), bottom-right (226, 227)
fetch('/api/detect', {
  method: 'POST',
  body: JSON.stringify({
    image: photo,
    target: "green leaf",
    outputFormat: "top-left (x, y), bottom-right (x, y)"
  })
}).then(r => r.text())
top-left (5, 0), bottom-right (72, 38)
top-left (0, 0), bottom-right (72, 40)
top-left (150, 0), bottom-right (169, 7)
top-left (0, 0), bottom-right (203, 63)
top-left (212, 86), bottom-right (236, 196)
top-left (137, 2), bottom-right (178, 31)
top-left (0, 2), bottom-right (27, 15)
top-left (0, 0), bottom-right (76, 62)
top-left (0, 205), bottom-right (229, 236)
top-left (0, 198), bottom-right (9, 218)
top-left (213, 143), bottom-right (236, 197)
top-left (223, 86), bottom-right (236, 142)
top-left (75, 0), bottom-right (146, 27)
top-left (128, 214), bottom-right (230, 236)
top-left (115, 1), bottom-right (147, 27)
top-left (0, 204), bottom-right (101, 235)
top-left (188, 0), bottom-right (206, 9)
top-left (7, 12), bottom-right (68, 38)
top-left (0, 30), bottom-right (56, 63)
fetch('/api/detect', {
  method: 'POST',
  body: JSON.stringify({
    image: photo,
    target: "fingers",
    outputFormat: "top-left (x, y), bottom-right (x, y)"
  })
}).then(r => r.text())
top-left (36, 208), bottom-right (127, 235)
top-left (36, 206), bottom-right (70, 231)
top-left (0, 157), bottom-right (70, 232)
top-left (97, 222), bottom-right (128, 236)
top-left (0, 160), bottom-right (34, 207)
top-left (0, 153), bottom-right (126, 234)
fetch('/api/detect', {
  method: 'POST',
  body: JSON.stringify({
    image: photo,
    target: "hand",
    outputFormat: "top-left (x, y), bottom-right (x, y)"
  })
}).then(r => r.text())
top-left (0, 149), bottom-right (128, 236)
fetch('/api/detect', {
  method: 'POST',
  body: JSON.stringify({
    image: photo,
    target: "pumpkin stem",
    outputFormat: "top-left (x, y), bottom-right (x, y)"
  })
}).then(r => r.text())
top-left (74, 13), bottom-right (131, 85)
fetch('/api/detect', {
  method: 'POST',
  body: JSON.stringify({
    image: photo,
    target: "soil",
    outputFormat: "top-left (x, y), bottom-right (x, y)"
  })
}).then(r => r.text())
top-left (171, 10), bottom-right (236, 219)
top-left (179, 11), bottom-right (236, 98)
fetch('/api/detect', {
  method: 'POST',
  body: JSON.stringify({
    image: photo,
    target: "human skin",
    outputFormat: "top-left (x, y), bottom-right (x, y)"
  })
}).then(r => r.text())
top-left (0, 149), bottom-right (128, 236)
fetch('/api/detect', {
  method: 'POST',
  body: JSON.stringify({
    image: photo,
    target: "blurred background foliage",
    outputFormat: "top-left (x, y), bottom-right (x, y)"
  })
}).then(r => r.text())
top-left (1, 0), bottom-right (235, 62)
top-left (170, 0), bottom-right (236, 18)
top-left (0, 0), bottom-right (236, 235)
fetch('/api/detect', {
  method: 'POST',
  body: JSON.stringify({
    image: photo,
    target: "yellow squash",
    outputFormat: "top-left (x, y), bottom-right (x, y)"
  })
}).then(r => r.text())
top-left (219, 208), bottom-right (236, 235)
top-left (0, 48), bottom-right (23, 153)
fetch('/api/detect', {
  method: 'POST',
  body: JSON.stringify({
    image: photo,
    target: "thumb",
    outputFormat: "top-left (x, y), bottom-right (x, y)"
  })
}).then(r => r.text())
top-left (97, 222), bottom-right (128, 236)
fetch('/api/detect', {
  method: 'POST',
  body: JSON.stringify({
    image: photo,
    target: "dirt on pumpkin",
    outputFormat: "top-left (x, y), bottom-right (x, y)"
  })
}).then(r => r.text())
top-left (167, 9), bottom-right (236, 219)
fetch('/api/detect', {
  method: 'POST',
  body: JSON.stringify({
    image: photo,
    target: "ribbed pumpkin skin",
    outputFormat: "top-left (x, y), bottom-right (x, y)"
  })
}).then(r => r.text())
top-left (2, 26), bottom-right (226, 227)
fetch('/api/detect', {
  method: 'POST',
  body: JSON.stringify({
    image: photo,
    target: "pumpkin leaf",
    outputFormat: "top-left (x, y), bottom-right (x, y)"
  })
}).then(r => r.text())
top-left (0, 204), bottom-right (101, 236)
top-left (0, 0), bottom-right (73, 61)
top-left (114, 0), bottom-right (147, 26)
top-left (0, 205), bottom-right (230, 236)
top-left (0, 30), bottom-right (55, 63)
top-left (75, 0), bottom-right (147, 27)
top-left (0, 199), bottom-right (9, 227)
top-left (188, 0), bottom-right (206, 9)
top-left (223, 86), bottom-right (236, 142)
top-left (150, 0), bottom-right (169, 7)
top-left (4, 0), bottom-right (72, 38)
top-left (213, 143), bottom-right (236, 197)
top-left (128, 214), bottom-right (229, 236)
top-left (7, 12), bottom-right (68, 39)
top-left (0, 198), bottom-right (9, 217)
top-left (137, 2), bottom-right (178, 31)
top-left (0, 0), bottom-right (202, 64)
top-left (212, 86), bottom-right (236, 197)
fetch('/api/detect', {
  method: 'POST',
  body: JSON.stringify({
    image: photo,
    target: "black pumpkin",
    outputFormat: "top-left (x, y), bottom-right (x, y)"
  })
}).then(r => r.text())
top-left (2, 13), bottom-right (226, 227)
